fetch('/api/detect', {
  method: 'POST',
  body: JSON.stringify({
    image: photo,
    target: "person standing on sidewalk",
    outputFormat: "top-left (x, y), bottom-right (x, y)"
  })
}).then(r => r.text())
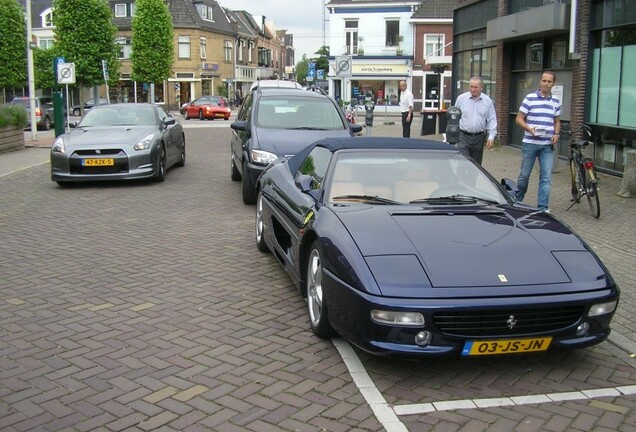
top-left (399, 81), bottom-right (414, 138)
top-left (453, 76), bottom-right (497, 165)
top-left (515, 71), bottom-right (561, 211)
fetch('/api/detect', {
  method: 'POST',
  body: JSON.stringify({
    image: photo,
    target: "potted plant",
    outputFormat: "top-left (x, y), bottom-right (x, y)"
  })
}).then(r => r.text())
top-left (0, 104), bottom-right (28, 153)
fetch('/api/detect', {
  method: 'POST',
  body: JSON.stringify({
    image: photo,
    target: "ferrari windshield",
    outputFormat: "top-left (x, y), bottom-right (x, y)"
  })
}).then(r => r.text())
top-left (328, 150), bottom-right (507, 205)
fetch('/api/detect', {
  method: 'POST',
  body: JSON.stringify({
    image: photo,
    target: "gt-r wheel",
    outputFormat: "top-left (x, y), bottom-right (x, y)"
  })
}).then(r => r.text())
top-left (255, 193), bottom-right (269, 253)
top-left (242, 161), bottom-right (256, 204)
top-left (199, 110), bottom-right (204, 120)
top-left (175, 137), bottom-right (186, 167)
top-left (155, 145), bottom-right (166, 182)
top-left (231, 153), bottom-right (241, 181)
top-left (306, 242), bottom-right (334, 338)
top-left (184, 110), bottom-right (190, 120)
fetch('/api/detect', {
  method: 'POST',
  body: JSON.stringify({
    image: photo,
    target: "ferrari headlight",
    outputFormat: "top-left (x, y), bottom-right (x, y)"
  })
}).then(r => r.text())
top-left (251, 149), bottom-right (278, 165)
top-left (371, 310), bottom-right (425, 327)
top-left (588, 300), bottom-right (617, 317)
top-left (52, 137), bottom-right (65, 154)
top-left (133, 133), bottom-right (154, 151)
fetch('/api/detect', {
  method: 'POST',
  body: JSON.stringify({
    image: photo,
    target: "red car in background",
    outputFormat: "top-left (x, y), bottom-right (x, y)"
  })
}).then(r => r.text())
top-left (181, 96), bottom-right (232, 120)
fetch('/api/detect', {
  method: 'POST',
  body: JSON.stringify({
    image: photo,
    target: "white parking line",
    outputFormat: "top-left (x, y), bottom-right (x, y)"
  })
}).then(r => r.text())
top-left (332, 337), bottom-right (636, 429)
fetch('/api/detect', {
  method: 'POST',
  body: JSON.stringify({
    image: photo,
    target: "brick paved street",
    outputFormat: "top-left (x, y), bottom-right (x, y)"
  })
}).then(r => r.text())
top-left (0, 117), bottom-right (635, 431)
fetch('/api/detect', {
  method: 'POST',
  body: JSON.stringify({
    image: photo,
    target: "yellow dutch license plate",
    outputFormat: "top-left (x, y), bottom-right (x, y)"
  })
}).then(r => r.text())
top-left (83, 158), bottom-right (114, 166)
top-left (215, 113), bottom-right (225, 117)
top-left (462, 337), bottom-right (552, 356)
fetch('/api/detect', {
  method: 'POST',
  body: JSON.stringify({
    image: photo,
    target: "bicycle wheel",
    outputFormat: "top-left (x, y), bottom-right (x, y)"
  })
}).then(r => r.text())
top-left (569, 158), bottom-right (581, 202)
top-left (585, 169), bottom-right (601, 219)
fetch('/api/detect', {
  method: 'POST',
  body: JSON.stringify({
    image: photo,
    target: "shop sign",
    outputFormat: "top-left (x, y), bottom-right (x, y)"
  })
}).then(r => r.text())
top-left (352, 63), bottom-right (409, 75)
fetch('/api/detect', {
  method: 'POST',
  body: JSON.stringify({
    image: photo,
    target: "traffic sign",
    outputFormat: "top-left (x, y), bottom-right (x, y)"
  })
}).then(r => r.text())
top-left (57, 62), bottom-right (76, 84)
top-left (317, 69), bottom-right (324, 80)
top-left (335, 56), bottom-right (352, 77)
top-left (308, 61), bottom-right (316, 81)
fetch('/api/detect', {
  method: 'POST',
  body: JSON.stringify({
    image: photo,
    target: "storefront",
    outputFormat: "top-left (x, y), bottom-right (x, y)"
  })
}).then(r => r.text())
top-left (328, 59), bottom-right (412, 112)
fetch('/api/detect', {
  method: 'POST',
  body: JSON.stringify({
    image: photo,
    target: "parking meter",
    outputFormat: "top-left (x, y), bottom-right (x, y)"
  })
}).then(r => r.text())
top-left (364, 100), bottom-right (375, 127)
top-left (445, 106), bottom-right (462, 144)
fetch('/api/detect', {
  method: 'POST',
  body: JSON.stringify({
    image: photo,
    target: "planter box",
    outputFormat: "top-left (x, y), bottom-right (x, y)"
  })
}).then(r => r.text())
top-left (0, 126), bottom-right (25, 153)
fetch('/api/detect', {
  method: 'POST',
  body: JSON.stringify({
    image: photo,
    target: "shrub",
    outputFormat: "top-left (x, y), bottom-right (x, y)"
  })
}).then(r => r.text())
top-left (0, 104), bottom-right (28, 129)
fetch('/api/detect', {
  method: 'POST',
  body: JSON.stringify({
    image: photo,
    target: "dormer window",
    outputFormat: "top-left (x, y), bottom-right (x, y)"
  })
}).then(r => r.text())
top-left (41, 8), bottom-right (54, 27)
top-left (196, 4), bottom-right (213, 21)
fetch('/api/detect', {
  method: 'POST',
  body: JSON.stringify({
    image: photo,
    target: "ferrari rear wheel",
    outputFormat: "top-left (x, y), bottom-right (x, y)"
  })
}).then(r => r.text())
top-left (306, 241), bottom-right (334, 338)
top-left (199, 110), bottom-right (204, 120)
top-left (255, 193), bottom-right (269, 252)
top-left (184, 110), bottom-right (190, 120)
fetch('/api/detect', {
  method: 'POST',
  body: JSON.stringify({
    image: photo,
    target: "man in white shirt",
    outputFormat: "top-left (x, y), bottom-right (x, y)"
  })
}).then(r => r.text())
top-left (453, 76), bottom-right (498, 164)
top-left (399, 80), bottom-right (414, 138)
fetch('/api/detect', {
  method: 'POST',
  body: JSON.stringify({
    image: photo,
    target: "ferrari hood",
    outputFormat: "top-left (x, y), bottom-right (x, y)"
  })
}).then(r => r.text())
top-left (65, 126), bottom-right (156, 147)
top-left (335, 206), bottom-right (586, 288)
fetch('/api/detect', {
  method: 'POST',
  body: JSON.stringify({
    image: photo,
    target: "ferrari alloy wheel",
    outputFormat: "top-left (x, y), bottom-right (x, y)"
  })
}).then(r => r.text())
top-left (199, 110), bottom-right (204, 120)
top-left (184, 110), bottom-right (190, 120)
top-left (306, 242), bottom-right (334, 337)
top-left (255, 193), bottom-right (269, 252)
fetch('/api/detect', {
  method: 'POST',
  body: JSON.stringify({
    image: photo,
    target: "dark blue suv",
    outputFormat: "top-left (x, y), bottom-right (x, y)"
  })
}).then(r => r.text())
top-left (230, 87), bottom-right (362, 204)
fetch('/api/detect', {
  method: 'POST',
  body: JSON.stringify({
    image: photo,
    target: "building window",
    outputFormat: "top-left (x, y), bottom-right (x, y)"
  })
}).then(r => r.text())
top-left (425, 34), bottom-right (445, 57)
top-left (41, 8), bottom-right (54, 27)
top-left (117, 36), bottom-right (132, 59)
top-left (200, 37), bottom-right (207, 59)
top-left (239, 40), bottom-right (244, 62)
top-left (386, 20), bottom-right (399, 47)
top-left (130, 3), bottom-right (135, 16)
top-left (179, 36), bottom-right (191, 59)
top-left (115, 4), bottom-right (127, 17)
top-left (39, 37), bottom-right (54, 49)
top-left (224, 41), bottom-right (232, 62)
top-left (345, 19), bottom-right (359, 55)
top-left (248, 41), bottom-right (254, 62)
top-left (196, 4), bottom-right (213, 21)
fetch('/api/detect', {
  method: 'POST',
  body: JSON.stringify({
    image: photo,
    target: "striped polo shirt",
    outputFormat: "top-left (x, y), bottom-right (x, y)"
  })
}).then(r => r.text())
top-left (519, 90), bottom-right (561, 145)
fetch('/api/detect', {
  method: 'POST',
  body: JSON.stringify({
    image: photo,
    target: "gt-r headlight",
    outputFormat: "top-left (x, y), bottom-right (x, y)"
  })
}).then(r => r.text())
top-left (52, 137), bottom-right (65, 154)
top-left (251, 149), bottom-right (278, 165)
top-left (133, 133), bottom-right (155, 151)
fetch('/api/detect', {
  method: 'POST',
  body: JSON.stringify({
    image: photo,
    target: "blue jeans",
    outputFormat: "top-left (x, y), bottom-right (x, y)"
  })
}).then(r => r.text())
top-left (516, 143), bottom-right (554, 210)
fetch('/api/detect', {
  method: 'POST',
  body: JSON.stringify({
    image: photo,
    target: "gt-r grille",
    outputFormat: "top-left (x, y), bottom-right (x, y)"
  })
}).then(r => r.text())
top-left (433, 306), bottom-right (584, 337)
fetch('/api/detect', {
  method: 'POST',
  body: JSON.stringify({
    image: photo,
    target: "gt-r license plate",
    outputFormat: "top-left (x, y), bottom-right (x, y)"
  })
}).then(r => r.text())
top-left (82, 158), bottom-right (114, 166)
top-left (462, 337), bottom-right (552, 356)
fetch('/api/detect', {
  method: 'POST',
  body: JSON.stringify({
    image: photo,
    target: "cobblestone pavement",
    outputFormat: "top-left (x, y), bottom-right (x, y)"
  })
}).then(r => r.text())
top-left (0, 116), bottom-right (634, 431)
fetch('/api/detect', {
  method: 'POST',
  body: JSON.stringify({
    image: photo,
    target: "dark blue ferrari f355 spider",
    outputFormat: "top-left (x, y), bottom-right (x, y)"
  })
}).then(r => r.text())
top-left (254, 137), bottom-right (619, 357)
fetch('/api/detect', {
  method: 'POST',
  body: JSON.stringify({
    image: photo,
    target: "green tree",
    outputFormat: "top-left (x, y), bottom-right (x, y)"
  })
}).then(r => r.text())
top-left (33, 47), bottom-right (59, 91)
top-left (131, 0), bottom-right (173, 84)
top-left (0, 0), bottom-right (27, 89)
top-left (315, 46), bottom-right (329, 57)
top-left (53, 0), bottom-right (119, 87)
top-left (295, 55), bottom-right (309, 83)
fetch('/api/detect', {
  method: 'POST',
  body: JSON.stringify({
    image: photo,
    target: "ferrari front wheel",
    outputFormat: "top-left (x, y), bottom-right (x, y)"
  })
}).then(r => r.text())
top-left (306, 241), bottom-right (334, 338)
top-left (255, 193), bottom-right (269, 252)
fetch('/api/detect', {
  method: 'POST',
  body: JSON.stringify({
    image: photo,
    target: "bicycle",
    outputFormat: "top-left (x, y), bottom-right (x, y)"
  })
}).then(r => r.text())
top-left (566, 124), bottom-right (600, 218)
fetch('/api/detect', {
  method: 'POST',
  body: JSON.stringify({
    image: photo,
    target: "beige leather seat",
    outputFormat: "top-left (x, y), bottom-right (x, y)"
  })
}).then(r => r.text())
top-left (329, 164), bottom-right (364, 201)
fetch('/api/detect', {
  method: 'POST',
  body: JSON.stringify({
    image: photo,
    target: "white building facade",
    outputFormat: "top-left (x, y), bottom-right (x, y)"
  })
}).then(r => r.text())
top-left (326, 0), bottom-right (419, 112)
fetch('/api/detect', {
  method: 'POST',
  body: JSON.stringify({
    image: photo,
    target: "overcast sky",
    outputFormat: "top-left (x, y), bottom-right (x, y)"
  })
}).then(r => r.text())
top-left (217, 0), bottom-right (327, 61)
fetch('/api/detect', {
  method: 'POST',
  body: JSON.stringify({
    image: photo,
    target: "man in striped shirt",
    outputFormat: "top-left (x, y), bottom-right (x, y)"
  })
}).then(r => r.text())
top-left (515, 71), bottom-right (561, 211)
